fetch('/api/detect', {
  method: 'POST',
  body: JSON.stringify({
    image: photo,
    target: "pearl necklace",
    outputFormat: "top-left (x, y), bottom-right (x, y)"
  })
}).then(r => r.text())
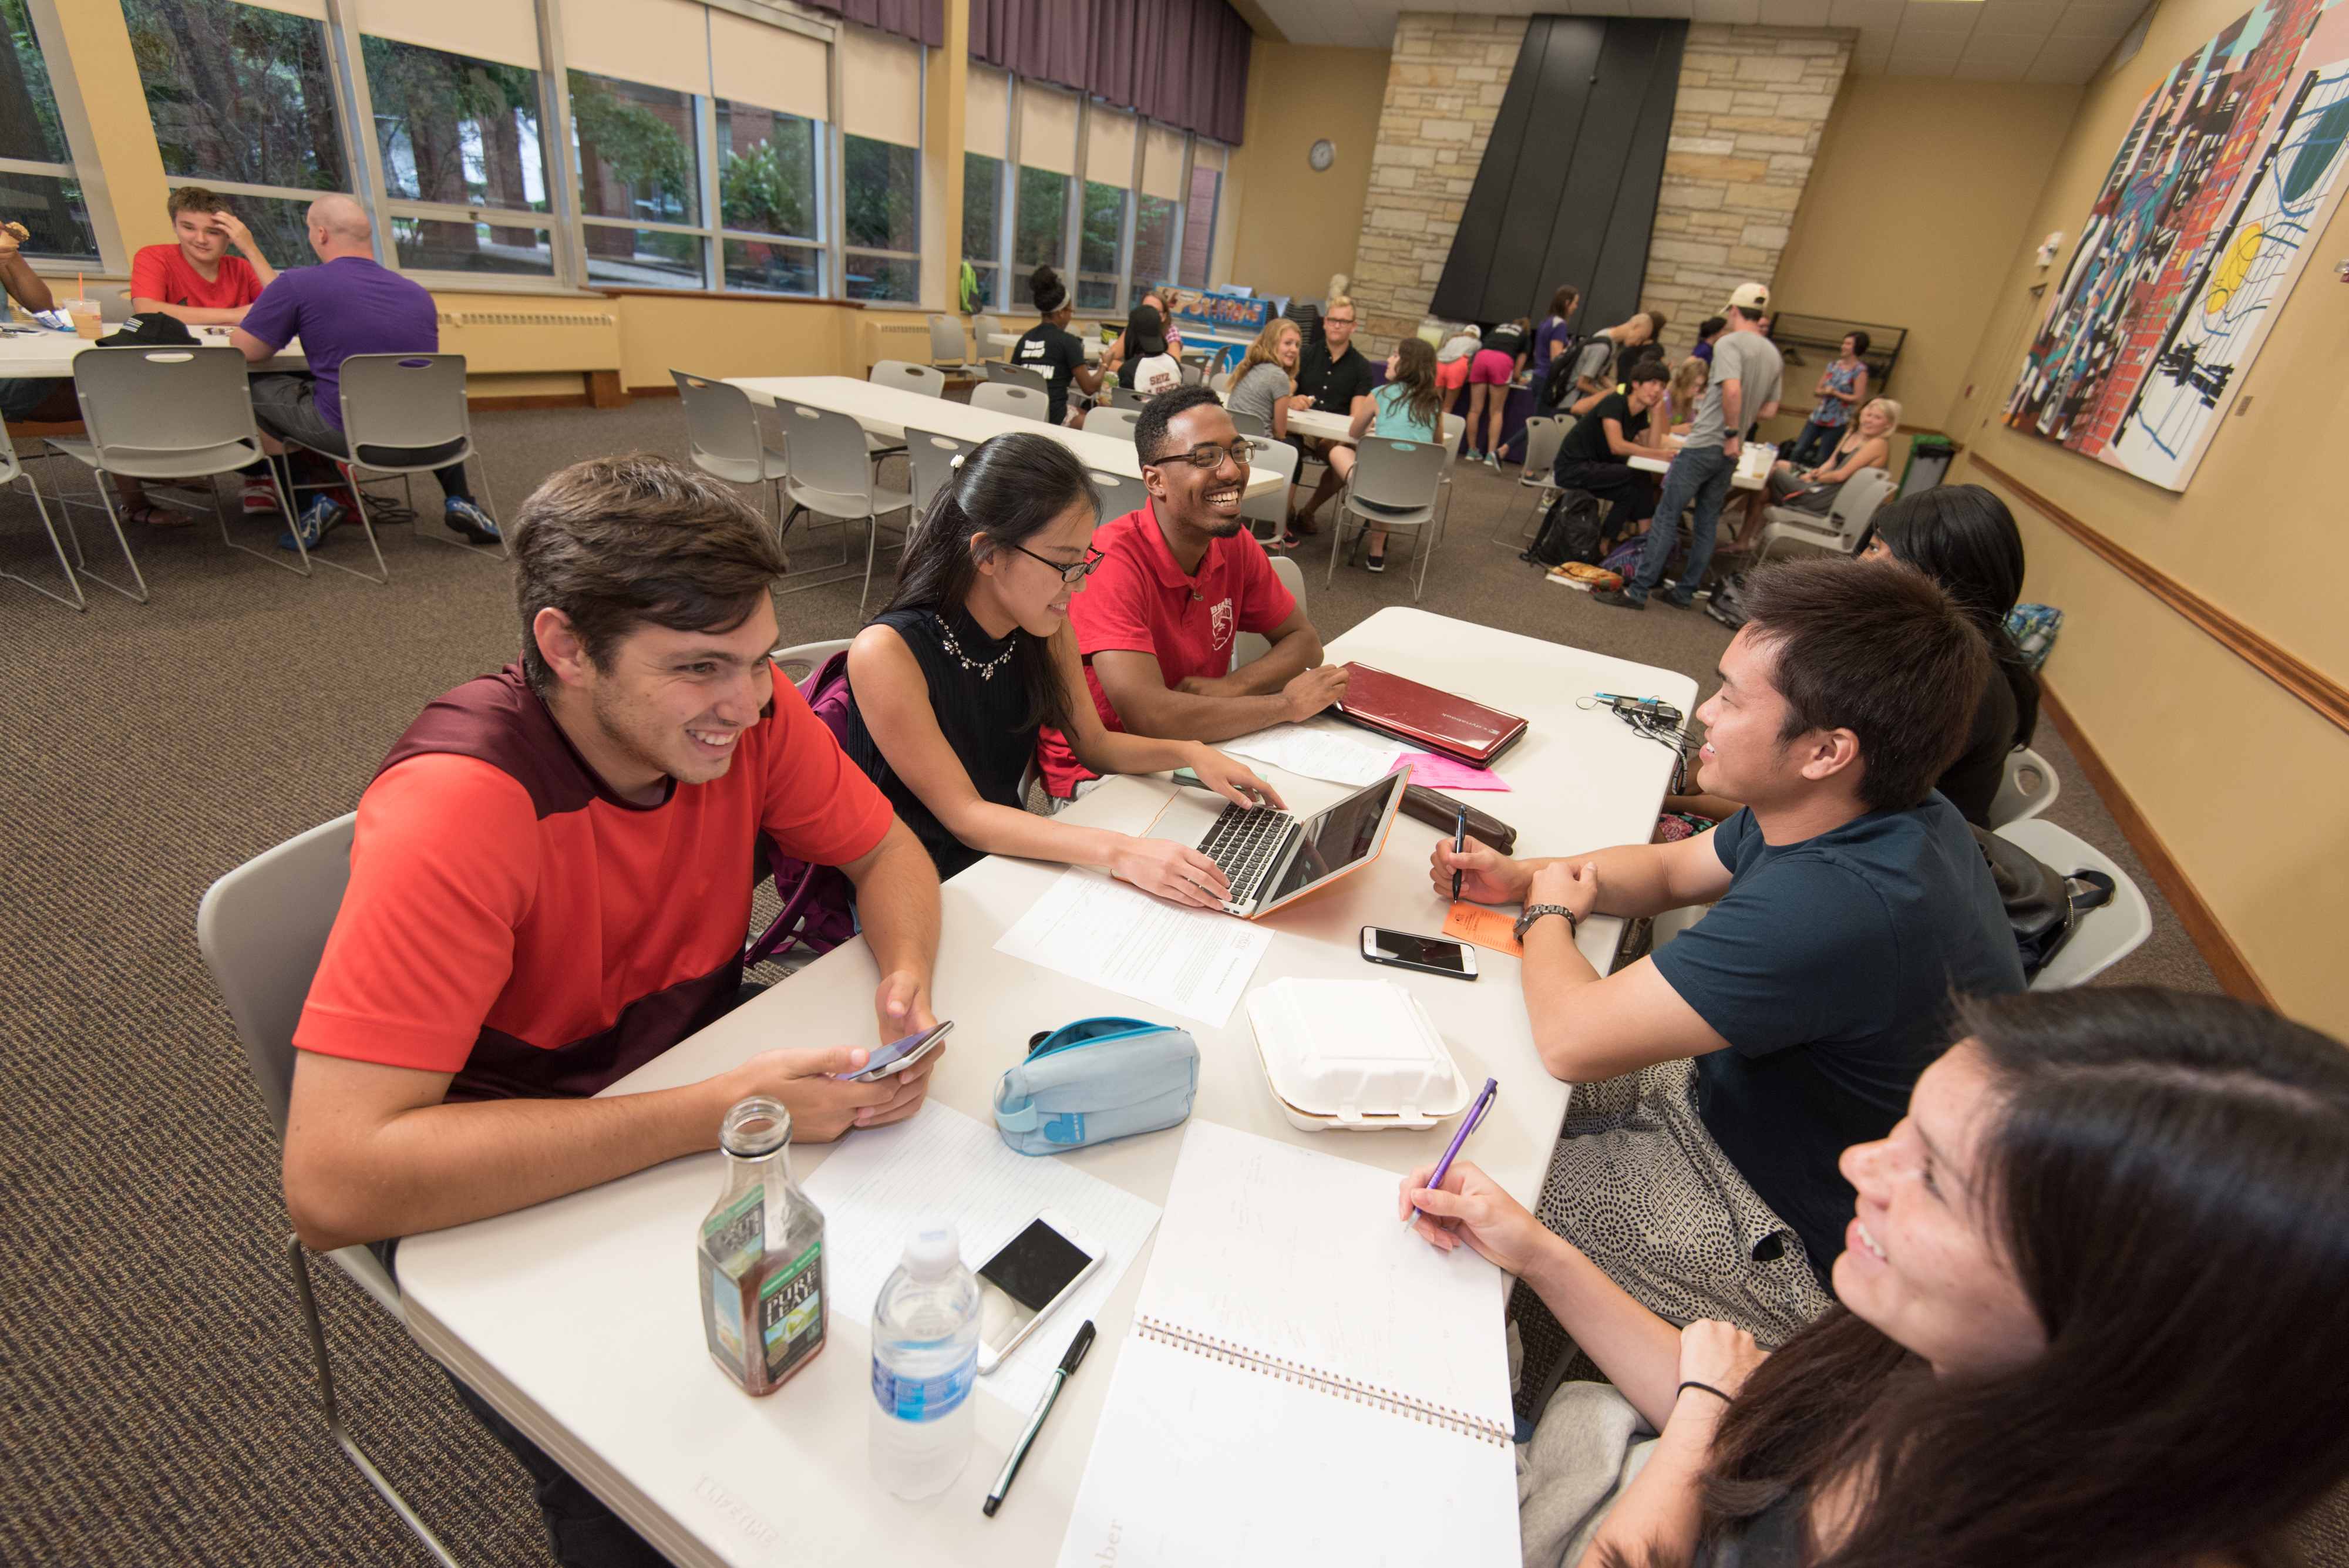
top-left (938, 617), bottom-right (1016, 681)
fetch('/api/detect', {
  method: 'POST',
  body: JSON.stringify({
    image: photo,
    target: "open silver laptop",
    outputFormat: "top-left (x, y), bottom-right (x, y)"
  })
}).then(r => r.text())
top-left (1138, 772), bottom-right (1408, 919)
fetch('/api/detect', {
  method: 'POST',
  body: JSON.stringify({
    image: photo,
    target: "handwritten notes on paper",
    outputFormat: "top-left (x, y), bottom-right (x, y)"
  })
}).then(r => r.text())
top-left (1443, 901), bottom-right (1523, 958)
top-left (1217, 724), bottom-right (1405, 787)
top-left (993, 868), bottom-right (1272, 1028)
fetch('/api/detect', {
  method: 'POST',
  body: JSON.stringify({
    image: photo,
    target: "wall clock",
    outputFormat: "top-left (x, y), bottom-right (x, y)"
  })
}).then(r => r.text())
top-left (1308, 139), bottom-right (1335, 172)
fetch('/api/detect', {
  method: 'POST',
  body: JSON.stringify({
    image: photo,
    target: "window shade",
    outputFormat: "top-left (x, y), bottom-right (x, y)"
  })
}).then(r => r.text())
top-left (1192, 139), bottom-right (1223, 173)
top-left (1019, 80), bottom-right (1078, 176)
top-left (354, 0), bottom-right (539, 70)
top-left (840, 22), bottom-right (920, 148)
top-left (711, 11), bottom-right (828, 122)
top-left (966, 63), bottom-right (1009, 156)
top-left (563, 0), bottom-right (709, 97)
top-left (1085, 103), bottom-right (1135, 186)
top-left (1140, 122), bottom-right (1185, 201)
top-left (234, 0), bottom-right (324, 19)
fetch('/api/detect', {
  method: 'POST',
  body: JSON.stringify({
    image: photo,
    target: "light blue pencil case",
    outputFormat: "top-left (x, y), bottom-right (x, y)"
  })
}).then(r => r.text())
top-left (991, 1017), bottom-right (1199, 1155)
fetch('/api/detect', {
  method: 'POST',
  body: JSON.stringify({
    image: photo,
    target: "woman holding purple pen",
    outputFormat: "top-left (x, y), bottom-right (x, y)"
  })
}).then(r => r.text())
top-left (1402, 988), bottom-right (2349, 1568)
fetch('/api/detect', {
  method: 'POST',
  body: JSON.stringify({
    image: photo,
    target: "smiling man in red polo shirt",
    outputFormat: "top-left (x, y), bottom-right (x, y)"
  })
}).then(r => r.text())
top-left (1036, 385), bottom-right (1348, 799)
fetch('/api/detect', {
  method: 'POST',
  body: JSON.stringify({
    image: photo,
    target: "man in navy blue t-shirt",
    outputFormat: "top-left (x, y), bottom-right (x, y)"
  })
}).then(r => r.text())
top-left (230, 194), bottom-right (499, 553)
top-left (1436, 558), bottom-right (2023, 1338)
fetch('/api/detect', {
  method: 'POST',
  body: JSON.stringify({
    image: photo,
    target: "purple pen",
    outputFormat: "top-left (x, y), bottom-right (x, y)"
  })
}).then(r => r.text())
top-left (1406, 1076), bottom-right (1499, 1224)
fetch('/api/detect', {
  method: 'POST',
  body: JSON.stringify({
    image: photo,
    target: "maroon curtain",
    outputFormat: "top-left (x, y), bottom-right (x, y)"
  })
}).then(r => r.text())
top-left (970, 0), bottom-right (1251, 146)
top-left (797, 0), bottom-right (945, 49)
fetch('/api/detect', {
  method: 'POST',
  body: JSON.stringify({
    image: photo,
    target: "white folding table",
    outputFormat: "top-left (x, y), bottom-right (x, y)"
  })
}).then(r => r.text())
top-left (725, 374), bottom-right (1282, 499)
top-left (395, 607), bottom-right (1698, 1568)
top-left (0, 324), bottom-right (307, 378)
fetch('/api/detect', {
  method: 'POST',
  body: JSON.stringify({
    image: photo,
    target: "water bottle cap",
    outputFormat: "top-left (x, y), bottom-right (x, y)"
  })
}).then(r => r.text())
top-left (901, 1225), bottom-right (961, 1280)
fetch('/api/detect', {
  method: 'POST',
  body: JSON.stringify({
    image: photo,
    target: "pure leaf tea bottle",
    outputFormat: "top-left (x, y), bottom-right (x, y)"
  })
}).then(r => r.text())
top-left (698, 1096), bottom-right (827, 1395)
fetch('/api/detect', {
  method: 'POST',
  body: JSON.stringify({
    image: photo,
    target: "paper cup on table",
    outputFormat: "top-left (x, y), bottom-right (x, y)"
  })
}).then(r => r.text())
top-left (62, 299), bottom-right (99, 339)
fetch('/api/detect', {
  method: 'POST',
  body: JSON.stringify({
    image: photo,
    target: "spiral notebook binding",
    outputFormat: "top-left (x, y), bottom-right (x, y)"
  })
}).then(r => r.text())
top-left (1137, 1316), bottom-right (1511, 1448)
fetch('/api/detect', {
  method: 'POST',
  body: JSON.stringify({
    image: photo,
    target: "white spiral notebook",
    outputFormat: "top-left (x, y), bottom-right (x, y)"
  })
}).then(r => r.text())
top-left (1054, 1120), bottom-right (1520, 1567)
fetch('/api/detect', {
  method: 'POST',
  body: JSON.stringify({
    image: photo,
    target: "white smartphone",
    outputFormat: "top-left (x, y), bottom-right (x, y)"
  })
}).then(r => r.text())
top-left (1361, 926), bottom-right (1479, 980)
top-left (835, 1019), bottom-right (953, 1082)
top-left (975, 1209), bottom-right (1103, 1374)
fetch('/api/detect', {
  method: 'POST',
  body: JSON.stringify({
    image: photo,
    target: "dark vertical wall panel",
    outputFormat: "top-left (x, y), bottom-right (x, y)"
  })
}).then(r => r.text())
top-left (1431, 16), bottom-right (1686, 332)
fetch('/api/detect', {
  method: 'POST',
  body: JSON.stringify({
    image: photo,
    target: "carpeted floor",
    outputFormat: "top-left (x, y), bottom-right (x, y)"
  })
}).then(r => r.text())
top-left (5, 395), bottom-right (2301, 1566)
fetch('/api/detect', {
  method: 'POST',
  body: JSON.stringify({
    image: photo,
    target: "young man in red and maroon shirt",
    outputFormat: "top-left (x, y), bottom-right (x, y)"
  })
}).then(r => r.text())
top-left (284, 453), bottom-right (943, 1563)
top-left (284, 455), bottom-right (942, 1253)
top-left (1035, 385), bottom-right (1349, 800)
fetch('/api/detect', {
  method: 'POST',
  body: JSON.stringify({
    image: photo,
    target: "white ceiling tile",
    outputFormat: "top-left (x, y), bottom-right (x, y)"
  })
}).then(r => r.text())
top-left (1757, 0), bottom-right (1833, 22)
top-left (1959, 32), bottom-right (2045, 62)
top-left (1829, 0), bottom-right (1906, 25)
top-left (1973, 0), bottom-right (2058, 33)
top-left (1885, 51), bottom-right (1960, 76)
top-left (1692, 0), bottom-right (1762, 21)
top-left (1894, 3), bottom-right (1983, 34)
top-left (1573, 0), bottom-right (1635, 13)
top-left (2052, 8), bottom-right (2136, 41)
top-left (1953, 56), bottom-right (2027, 78)
top-left (1629, 0), bottom-right (1696, 17)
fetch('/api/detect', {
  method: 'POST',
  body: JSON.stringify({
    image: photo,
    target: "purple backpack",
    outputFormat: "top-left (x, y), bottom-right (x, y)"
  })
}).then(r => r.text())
top-left (745, 651), bottom-right (860, 967)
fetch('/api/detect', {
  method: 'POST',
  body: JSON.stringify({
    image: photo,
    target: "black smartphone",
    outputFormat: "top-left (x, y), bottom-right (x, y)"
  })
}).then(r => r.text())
top-left (1360, 926), bottom-right (1479, 980)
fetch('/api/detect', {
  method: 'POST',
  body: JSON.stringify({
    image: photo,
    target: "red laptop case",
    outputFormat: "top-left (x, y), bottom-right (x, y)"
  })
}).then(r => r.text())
top-left (1332, 662), bottom-right (1528, 768)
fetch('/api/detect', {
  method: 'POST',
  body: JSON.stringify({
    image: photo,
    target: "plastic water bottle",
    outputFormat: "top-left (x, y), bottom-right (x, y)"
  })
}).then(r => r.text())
top-left (868, 1225), bottom-right (982, 1500)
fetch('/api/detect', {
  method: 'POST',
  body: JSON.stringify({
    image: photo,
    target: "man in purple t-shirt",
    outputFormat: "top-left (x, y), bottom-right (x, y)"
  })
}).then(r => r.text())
top-left (230, 195), bottom-right (498, 551)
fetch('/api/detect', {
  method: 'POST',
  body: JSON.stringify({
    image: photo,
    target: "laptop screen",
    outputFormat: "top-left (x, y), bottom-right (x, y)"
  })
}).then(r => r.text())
top-left (1261, 774), bottom-right (1404, 906)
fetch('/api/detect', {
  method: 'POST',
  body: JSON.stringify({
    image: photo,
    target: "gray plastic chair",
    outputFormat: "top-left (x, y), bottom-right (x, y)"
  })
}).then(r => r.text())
top-left (925, 315), bottom-right (977, 375)
top-left (1495, 415), bottom-right (1567, 546)
top-left (1228, 409), bottom-right (1270, 438)
top-left (778, 401), bottom-right (914, 612)
top-left (986, 361), bottom-right (1045, 388)
top-left (674, 368), bottom-right (789, 526)
top-left (1993, 816), bottom-right (2153, 990)
top-left (1331, 434), bottom-right (1447, 602)
top-left (1239, 433), bottom-right (1298, 542)
top-left (44, 345), bottom-right (305, 601)
top-left (1230, 554), bottom-right (1305, 672)
top-left (1989, 746), bottom-right (2061, 827)
top-left (1755, 467), bottom-right (1894, 562)
top-left (904, 426), bottom-right (975, 523)
top-left (1108, 385), bottom-right (1148, 410)
top-left (194, 813), bottom-right (462, 1568)
top-left (321, 352), bottom-right (504, 580)
top-left (0, 437), bottom-right (81, 612)
top-left (1090, 405), bottom-right (1144, 442)
top-left (770, 637), bottom-right (851, 688)
top-left (971, 382), bottom-right (1051, 423)
top-left (1087, 468), bottom-right (1147, 527)
top-left (870, 359), bottom-right (945, 399)
top-left (88, 284), bottom-right (136, 324)
top-left (974, 313), bottom-right (1009, 362)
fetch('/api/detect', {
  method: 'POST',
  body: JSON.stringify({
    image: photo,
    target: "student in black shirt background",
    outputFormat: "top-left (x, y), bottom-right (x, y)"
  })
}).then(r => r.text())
top-left (1552, 360), bottom-right (1676, 554)
top-left (1011, 265), bottom-right (1106, 426)
top-left (1282, 294), bottom-right (1375, 534)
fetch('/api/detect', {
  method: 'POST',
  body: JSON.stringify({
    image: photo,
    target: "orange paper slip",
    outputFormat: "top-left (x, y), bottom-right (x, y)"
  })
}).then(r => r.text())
top-left (1443, 901), bottom-right (1522, 958)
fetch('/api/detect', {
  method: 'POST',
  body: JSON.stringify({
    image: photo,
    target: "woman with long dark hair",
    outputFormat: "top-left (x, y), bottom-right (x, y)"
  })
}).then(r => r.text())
top-left (1405, 986), bottom-right (2349, 1568)
top-left (1860, 483), bottom-right (2040, 825)
top-left (840, 430), bottom-right (1278, 892)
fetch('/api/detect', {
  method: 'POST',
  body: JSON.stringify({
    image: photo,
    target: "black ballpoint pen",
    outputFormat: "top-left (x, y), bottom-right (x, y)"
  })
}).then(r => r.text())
top-left (1451, 806), bottom-right (1467, 902)
top-left (984, 1321), bottom-right (1097, 1517)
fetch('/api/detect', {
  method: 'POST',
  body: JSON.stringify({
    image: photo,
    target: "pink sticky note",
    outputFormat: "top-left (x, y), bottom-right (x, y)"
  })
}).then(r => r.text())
top-left (1388, 752), bottom-right (1513, 791)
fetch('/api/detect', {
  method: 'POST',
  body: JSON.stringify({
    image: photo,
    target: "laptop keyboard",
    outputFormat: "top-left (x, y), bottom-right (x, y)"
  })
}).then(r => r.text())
top-left (1198, 803), bottom-right (1297, 909)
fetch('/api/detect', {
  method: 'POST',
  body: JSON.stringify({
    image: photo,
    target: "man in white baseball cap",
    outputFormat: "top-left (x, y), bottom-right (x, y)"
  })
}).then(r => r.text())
top-left (1596, 281), bottom-right (1782, 611)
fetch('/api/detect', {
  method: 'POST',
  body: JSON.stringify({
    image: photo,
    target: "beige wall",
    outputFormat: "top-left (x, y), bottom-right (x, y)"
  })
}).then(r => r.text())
top-left (1940, 0), bottom-right (2349, 1035)
top-left (1773, 75), bottom-right (2082, 431)
top-left (1220, 41), bottom-right (1391, 307)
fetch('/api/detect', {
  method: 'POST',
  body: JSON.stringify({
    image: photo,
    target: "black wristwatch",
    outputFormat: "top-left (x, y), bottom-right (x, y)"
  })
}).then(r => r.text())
top-left (1513, 904), bottom-right (1578, 942)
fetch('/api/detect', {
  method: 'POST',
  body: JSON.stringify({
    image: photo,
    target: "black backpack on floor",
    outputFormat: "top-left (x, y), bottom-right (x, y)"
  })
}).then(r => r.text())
top-left (1525, 489), bottom-right (1605, 568)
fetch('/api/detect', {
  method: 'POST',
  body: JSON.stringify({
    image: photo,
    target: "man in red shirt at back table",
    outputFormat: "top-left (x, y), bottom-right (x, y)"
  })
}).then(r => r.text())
top-left (117, 186), bottom-right (283, 524)
top-left (282, 453), bottom-right (942, 1563)
top-left (1036, 384), bottom-right (1350, 802)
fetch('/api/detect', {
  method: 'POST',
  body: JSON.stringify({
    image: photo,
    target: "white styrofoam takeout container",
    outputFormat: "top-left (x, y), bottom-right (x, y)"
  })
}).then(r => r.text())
top-left (1246, 977), bottom-right (1473, 1132)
